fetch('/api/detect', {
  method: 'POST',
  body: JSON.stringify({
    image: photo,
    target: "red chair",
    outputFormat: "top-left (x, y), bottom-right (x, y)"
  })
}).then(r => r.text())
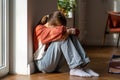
top-left (102, 11), bottom-right (120, 47)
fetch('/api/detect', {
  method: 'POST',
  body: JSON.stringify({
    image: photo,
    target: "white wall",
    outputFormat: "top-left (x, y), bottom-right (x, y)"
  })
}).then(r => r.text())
top-left (84, 0), bottom-right (120, 46)
top-left (9, 0), bottom-right (57, 74)
top-left (9, 0), bottom-right (28, 74)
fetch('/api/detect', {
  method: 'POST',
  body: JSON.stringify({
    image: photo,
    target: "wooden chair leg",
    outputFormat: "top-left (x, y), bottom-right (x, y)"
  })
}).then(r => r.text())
top-left (117, 33), bottom-right (120, 47)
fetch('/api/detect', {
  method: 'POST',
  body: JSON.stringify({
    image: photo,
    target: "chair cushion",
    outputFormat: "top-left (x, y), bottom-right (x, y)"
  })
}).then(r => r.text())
top-left (110, 28), bottom-right (120, 32)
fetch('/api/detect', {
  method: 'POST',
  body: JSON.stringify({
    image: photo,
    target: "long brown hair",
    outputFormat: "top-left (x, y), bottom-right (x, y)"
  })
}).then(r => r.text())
top-left (38, 11), bottom-right (67, 26)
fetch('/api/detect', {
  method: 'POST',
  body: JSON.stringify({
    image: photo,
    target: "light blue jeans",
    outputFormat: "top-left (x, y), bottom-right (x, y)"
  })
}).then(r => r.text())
top-left (35, 36), bottom-right (90, 73)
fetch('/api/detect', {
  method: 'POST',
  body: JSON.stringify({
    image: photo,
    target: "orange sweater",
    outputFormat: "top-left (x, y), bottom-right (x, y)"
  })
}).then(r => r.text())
top-left (33, 25), bottom-right (66, 60)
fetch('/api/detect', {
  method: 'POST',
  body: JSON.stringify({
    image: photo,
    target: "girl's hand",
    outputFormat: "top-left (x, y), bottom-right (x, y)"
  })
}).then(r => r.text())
top-left (66, 27), bottom-right (80, 36)
top-left (67, 28), bottom-right (76, 35)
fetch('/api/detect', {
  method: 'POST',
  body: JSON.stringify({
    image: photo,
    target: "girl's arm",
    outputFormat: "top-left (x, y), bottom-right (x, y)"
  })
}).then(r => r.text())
top-left (34, 25), bottom-right (67, 44)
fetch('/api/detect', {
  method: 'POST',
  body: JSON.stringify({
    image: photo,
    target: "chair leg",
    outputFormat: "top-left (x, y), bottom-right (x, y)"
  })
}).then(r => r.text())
top-left (117, 33), bottom-right (120, 47)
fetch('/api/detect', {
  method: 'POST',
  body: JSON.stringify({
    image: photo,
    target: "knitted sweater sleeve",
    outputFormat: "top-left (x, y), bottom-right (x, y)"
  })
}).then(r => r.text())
top-left (34, 25), bottom-right (66, 44)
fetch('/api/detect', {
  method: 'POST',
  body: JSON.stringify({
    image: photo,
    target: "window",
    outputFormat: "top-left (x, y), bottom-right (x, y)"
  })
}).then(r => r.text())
top-left (0, 0), bottom-right (2, 67)
top-left (0, 0), bottom-right (9, 77)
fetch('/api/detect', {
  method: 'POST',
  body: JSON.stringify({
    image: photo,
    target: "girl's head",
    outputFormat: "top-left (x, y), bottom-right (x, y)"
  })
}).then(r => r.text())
top-left (40, 11), bottom-right (67, 26)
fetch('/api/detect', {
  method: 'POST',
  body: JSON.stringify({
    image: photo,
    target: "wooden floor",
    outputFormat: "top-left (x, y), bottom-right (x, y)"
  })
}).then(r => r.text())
top-left (1, 47), bottom-right (120, 80)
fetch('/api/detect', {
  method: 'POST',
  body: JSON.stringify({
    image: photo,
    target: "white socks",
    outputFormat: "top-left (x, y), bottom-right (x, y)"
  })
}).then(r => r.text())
top-left (70, 68), bottom-right (91, 77)
top-left (70, 68), bottom-right (99, 77)
top-left (84, 68), bottom-right (99, 77)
